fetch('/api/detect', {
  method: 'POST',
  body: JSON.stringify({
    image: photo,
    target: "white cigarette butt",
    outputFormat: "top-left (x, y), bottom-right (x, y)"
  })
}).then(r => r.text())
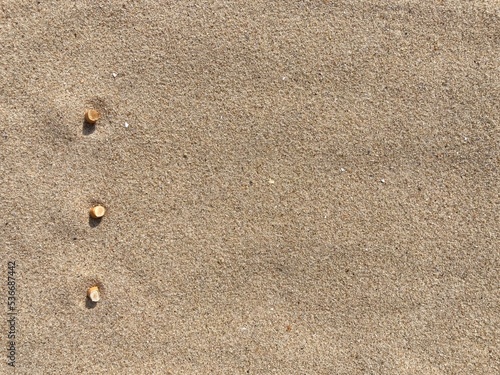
top-left (87, 286), bottom-right (100, 302)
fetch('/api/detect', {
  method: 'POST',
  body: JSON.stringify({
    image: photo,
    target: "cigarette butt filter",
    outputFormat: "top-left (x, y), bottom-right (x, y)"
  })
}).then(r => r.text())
top-left (85, 109), bottom-right (100, 124)
top-left (89, 205), bottom-right (106, 219)
top-left (87, 286), bottom-right (100, 302)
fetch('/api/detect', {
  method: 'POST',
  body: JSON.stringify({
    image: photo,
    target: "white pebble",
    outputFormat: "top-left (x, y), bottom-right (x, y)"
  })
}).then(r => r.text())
top-left (124, 122), bottom-right (129, 128)
top-left (340, 168), bottom-right (346, 172)
top-left (381, 179), bottom-right (385, 183)
top-left (112, 72), bottom-right (117, 78)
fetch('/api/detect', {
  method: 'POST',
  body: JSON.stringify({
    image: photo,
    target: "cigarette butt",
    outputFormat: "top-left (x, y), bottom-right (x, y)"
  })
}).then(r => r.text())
top-left (84, 109), bottom-right (100, 124)
top-left (87, 286), bottom-right (100, 302)
top-left (89, 205), bottom-right (106, 219)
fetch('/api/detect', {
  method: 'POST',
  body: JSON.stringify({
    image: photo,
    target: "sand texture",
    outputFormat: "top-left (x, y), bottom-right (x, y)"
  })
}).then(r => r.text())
top-left (1, 1), bottom-right (499, 374)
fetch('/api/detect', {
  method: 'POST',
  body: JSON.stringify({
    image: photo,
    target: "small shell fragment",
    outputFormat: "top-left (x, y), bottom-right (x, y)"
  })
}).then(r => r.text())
top-left (87, 286), bottom-right (100, 302)
top-left (89, 205), bottom-right (106, 219)
top-left (84, 109), bottom-right (101, 124)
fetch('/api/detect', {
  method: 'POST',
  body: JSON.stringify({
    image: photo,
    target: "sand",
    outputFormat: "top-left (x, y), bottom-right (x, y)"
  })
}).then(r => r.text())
top-left (1, 1), bottom-right (498, 374)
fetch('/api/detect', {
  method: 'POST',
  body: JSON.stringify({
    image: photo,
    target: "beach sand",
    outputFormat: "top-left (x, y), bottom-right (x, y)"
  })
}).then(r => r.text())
top-left (1, 1), bottom-right (498, 373)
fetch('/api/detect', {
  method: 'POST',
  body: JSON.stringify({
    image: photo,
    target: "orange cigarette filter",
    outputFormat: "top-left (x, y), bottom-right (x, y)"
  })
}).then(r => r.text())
top-left (89, 205), bottom-right (106, 219)
top-left (87, 286), bottom-right (100, 302)
top-left (84, 109), bottom-right (100, 124)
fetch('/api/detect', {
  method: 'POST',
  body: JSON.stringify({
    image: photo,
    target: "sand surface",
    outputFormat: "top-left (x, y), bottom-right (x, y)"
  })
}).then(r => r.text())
top-left (1, 1), bottom-right (499, 374)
